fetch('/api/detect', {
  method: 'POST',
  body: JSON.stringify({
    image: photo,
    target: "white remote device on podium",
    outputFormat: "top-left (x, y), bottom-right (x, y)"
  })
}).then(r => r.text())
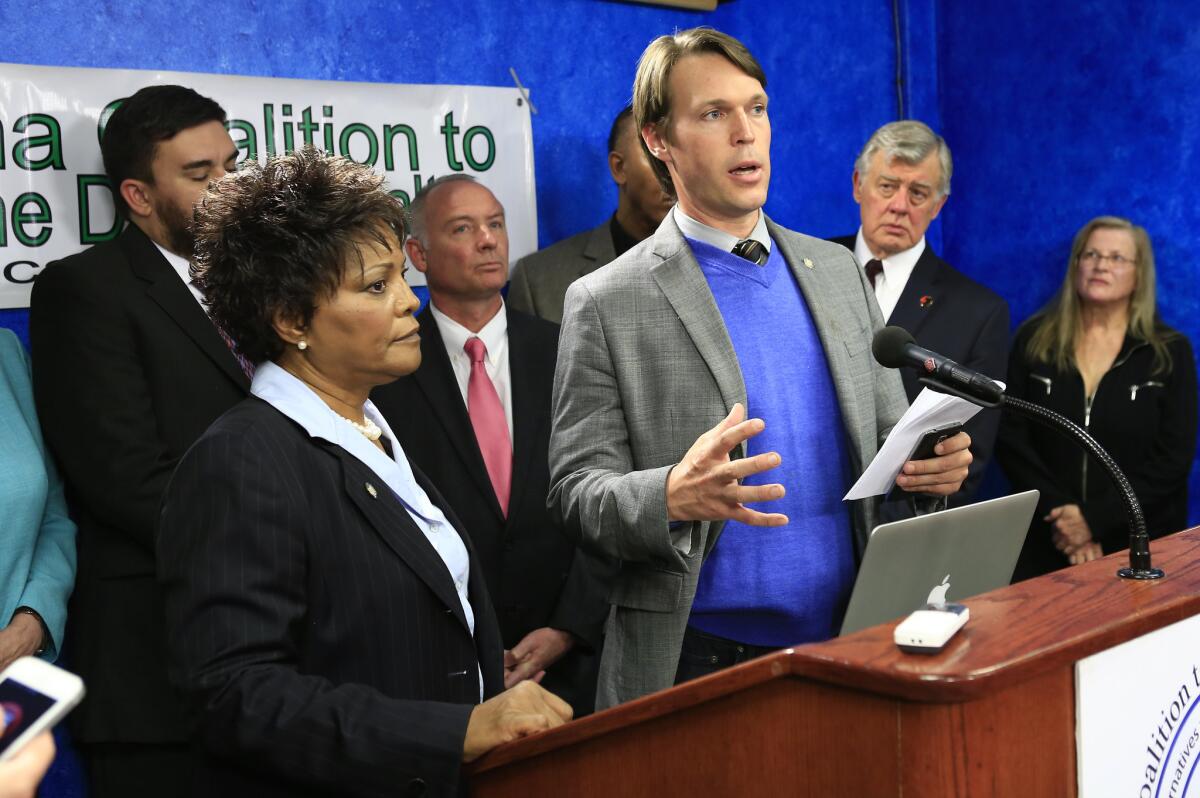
top-left (894, 603), bottom-right (969, 654)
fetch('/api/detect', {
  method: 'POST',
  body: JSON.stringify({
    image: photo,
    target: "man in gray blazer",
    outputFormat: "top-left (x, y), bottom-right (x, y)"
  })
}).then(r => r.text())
top-left (507, 105), bottom-right (674, 323)
top-left (548, 28), bottom-right (972, 710)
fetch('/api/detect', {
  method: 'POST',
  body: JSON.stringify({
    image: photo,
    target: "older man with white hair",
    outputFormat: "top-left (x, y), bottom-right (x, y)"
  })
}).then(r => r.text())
top-left (831, 119), bottom-right (1010, 505)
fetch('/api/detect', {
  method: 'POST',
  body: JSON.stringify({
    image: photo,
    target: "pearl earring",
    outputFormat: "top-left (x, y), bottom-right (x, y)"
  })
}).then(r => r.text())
top-left (298, 340), bottom-right (308, 351)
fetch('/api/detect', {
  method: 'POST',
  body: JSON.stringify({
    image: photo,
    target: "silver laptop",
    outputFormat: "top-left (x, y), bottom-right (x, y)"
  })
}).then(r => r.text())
top-left (838, 490), bottom-right (1039, 636)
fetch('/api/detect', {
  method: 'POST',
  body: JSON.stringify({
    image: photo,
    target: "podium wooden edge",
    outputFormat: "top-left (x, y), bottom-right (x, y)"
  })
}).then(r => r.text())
top-left (469, 525), bottom-right (1200, 775)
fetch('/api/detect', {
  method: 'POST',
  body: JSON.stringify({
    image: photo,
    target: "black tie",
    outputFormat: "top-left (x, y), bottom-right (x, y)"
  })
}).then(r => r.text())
top-left (732, 239), bottom-right (768, 266)
top-left (865, 259), bottom-right (883, 288)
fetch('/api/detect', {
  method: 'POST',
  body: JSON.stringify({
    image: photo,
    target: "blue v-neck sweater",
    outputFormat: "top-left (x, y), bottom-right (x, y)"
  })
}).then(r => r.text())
top-left (686, 238), bottom-right (855, 647)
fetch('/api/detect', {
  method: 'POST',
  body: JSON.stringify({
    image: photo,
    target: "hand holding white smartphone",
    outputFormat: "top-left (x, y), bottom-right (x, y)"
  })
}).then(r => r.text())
top-left (0, 656), bottom-right (85, 763)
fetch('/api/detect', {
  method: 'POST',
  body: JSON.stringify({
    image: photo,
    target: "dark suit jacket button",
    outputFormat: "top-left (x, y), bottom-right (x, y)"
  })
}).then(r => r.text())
top-left (406, 777), bottom-right (427, 796)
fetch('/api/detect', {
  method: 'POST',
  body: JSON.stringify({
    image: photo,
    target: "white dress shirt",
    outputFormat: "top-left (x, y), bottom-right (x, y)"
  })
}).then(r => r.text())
top-left (429, 301), bottom-right (514, 443)
top-left (151, 240), bottom-right (208, 311)
top-left (853, 227), bottom-right (925, 322)
top-left (250, 361), bottom-right (481, 697)
top-left (673, 206), bottom-right (772, 254)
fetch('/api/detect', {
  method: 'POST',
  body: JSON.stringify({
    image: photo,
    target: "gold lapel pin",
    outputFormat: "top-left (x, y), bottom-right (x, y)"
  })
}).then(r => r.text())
top-left (803, 258), bottom-right (814, 269)
top-left (365, 482), bottom-right (378, 499)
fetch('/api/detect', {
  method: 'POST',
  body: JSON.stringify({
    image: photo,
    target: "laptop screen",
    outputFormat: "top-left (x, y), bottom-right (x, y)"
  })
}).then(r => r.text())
top-left (838, 490), bottom-right (1038, 636)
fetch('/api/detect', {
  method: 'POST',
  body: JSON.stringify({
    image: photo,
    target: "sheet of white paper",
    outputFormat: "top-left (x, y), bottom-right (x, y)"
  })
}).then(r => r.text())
top-left (842, 384), bottom-right (1001, 500)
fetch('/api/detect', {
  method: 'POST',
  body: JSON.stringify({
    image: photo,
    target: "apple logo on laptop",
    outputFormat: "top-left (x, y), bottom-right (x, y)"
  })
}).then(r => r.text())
top-left (926, 574), bottom-right (951, 607)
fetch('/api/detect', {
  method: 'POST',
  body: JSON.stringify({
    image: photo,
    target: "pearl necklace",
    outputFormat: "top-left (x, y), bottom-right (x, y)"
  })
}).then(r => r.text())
top-left (340, 414), bottom-right (382, 441)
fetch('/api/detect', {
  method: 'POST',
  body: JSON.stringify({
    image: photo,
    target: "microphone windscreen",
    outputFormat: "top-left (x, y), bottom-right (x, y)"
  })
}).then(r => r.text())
top-left (872, 326), bottom-right (915, 368)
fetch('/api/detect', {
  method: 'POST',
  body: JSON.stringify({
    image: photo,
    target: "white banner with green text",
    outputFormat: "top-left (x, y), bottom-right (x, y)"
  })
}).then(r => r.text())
top-left (0, 62), bottom-right (537, 308)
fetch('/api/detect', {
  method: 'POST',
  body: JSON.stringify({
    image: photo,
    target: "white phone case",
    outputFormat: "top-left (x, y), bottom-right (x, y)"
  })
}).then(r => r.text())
top-left (0, 656), bottom-right (86, 762)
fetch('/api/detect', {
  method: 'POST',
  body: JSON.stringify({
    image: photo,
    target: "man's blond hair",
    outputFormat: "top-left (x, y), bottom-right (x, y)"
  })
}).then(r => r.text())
top-left (632, 27), bottom-right (766, 194)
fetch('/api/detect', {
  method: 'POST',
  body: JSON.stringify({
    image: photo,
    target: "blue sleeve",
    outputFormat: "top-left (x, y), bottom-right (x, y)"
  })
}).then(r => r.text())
top-left (5, 332), bottom-right (78, 661)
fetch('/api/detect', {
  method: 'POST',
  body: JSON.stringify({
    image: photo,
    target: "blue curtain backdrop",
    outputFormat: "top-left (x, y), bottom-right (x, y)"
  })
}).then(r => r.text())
top-left (934, 2), bottom-right (1200, 516)
top-left (2, 4), bottom-right (1200, 790)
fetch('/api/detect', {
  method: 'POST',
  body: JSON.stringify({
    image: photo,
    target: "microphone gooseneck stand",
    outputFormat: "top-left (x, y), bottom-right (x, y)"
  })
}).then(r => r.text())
top-left (916, 375), bottom-right (1164, 581)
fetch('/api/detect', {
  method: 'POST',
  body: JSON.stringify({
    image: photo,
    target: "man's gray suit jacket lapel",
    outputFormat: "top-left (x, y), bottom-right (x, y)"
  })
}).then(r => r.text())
top-left (649, 223), bottom-right (748, 435)
top-left (580, 222), bottom-right (618, 280)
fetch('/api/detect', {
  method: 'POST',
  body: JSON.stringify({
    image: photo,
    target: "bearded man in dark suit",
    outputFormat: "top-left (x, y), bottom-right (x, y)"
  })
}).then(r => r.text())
top-left (29, 85), bottom-right (247, 797)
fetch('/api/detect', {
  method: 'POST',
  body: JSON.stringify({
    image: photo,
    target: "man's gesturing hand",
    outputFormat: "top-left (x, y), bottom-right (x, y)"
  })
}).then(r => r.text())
top-left (665, 403), bottom-right (788, 526)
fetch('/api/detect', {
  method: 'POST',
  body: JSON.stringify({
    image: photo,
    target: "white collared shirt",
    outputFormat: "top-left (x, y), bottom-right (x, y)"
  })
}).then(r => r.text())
top-left (673, 206), bottom-right (772, 254)
top-left (151, 239), bottom-right (207, 312)
top-left (853, 228), bottom-right (926, 322)
top-left (250, 361), bottom-right (481, 696)
top-left (429, 301), bottom-right (514, 442)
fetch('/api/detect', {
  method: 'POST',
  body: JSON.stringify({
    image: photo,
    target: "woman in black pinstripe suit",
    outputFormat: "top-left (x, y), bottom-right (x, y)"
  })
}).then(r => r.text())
top-left (156, 149), bottom-right (570, 798)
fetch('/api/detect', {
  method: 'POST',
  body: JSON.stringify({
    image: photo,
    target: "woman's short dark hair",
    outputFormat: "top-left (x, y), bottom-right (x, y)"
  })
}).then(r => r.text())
top-left (191, 147), bottom-right (407, 364)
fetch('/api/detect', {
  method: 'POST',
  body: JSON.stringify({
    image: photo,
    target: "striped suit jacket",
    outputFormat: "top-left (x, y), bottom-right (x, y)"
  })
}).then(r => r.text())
top-left (157, 396), bottom-right (504, 798)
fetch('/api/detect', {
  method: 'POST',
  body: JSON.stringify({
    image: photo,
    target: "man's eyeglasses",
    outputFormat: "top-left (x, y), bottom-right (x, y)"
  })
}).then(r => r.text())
top-left (1079, 250), bottom-right (1135, 268)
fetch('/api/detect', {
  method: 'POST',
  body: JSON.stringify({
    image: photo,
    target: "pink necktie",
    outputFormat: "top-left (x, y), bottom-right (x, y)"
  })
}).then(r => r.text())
top-left (464, 337), bottom-right (511, 515)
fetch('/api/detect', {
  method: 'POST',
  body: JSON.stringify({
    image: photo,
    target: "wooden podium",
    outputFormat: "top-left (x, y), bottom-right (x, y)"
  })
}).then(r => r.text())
top-left (468, 527), bottom-right (1200, 797)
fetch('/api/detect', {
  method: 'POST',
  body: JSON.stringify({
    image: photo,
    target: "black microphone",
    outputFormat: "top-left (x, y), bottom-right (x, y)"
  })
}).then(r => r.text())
top-left (871, 326), bottom-right (1003, 405)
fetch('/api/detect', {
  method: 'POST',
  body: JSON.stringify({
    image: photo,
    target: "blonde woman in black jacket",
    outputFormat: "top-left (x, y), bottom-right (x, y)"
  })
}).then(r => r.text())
top-left (997, 216), bottom-right (1197, 580)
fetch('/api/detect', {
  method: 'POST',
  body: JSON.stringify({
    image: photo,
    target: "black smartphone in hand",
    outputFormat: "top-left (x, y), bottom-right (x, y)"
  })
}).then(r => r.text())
top-left (907, 423), bottom-right (965, 462)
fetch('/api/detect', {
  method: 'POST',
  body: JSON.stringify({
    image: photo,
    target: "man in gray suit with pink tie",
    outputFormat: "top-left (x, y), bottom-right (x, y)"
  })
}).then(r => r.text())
top-left (548, 28), bottom-right (973, 710)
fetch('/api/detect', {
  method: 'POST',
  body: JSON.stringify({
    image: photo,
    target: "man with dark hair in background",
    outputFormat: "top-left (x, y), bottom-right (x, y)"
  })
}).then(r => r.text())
top-left (372, 175), bottom-right (612, 717)
top-left (831, 119), bottom-right (1009, 505)
top-left (508, 104), bottom-right (675, 323)
top-left (29, 84), bottom-right (247, 797)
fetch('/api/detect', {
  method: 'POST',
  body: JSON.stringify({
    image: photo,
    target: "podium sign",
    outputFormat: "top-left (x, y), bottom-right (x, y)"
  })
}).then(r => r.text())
top-left (1077, 613), bottom-right (1200, 797)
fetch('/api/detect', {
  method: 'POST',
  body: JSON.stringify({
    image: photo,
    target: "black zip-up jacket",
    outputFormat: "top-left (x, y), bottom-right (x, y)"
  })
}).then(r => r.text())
top-left (996, 322), bottom-right (1197, 579)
